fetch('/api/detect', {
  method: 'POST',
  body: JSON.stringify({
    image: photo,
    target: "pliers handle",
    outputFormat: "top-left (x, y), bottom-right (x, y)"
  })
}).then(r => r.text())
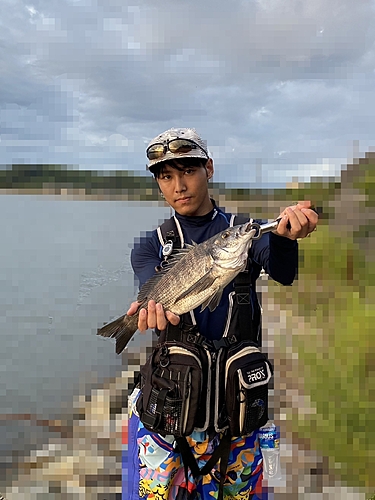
top-left (250, 207), bottom-right (319, 240)
top-left (250, 218), bottom-right (283, 240)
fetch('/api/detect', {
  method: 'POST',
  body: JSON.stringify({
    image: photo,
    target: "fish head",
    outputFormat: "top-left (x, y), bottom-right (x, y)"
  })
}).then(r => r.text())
top-left (211, 223), bottom-right (257, 269)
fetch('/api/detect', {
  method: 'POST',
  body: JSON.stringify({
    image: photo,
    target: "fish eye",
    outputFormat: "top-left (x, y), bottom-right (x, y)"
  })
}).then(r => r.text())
top-left (221, 231), bottom-right (230, 239)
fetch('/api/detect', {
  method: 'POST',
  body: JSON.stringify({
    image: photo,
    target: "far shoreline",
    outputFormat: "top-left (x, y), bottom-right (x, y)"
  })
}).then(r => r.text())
top-left (0, 188), bottom-right (285, 218)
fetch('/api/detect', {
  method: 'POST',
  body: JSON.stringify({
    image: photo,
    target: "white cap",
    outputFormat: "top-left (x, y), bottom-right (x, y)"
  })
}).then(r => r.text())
top-left (146, 127), bottom-right (209, 172)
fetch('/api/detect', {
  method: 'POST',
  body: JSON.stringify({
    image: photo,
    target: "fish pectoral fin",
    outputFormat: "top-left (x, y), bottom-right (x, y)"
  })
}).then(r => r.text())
top-left (200, 287), bottom-right (224, 313)
top-left (174, 272), bottom-right (216, 302)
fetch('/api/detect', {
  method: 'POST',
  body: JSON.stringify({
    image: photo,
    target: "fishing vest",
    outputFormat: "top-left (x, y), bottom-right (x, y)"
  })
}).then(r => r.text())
top-left (135, 214), bottom-right (273, 500)
top-left (156, 213), bottom-right (262, 345)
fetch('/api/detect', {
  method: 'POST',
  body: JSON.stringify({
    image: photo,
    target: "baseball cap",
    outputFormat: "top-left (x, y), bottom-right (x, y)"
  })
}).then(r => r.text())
top-left (146, 127), bottom-right (209, 172)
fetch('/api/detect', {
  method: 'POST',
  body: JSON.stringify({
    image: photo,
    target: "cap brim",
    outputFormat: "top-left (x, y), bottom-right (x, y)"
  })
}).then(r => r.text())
top-left (148, 150), bottom-right (208, 172)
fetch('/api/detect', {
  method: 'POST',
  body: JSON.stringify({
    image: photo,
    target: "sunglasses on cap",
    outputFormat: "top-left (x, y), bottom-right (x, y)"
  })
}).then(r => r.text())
top-left (146, 138), bottom-right (209, 161)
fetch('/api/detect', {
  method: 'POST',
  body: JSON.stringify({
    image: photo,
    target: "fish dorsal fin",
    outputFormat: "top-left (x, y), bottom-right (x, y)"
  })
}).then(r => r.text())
top-left (136, 246), bottom-right (195, 302)
top-left (173, 271), bottom-right (216, 303)
top-left (200, 287), bottom-right (224, 313)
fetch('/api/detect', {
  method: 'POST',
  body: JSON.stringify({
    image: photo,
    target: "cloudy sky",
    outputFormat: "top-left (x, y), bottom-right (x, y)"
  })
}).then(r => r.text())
top-left (1, 0), bottom-right (374, 187)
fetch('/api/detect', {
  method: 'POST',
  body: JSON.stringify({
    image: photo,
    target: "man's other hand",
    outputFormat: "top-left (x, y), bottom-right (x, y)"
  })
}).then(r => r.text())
top-left (274, 201), bottom-right (318, 240)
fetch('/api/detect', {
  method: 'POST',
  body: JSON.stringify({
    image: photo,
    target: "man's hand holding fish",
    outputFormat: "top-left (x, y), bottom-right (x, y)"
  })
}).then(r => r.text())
top-left (126, 299), bottom-right (180, 332)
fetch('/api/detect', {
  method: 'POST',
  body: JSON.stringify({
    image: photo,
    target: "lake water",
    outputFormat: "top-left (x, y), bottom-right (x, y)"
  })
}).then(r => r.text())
top-left (0, 195), bottom-right (171, 454)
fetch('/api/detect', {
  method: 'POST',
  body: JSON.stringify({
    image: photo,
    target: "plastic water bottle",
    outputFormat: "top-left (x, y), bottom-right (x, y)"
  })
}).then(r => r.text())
top-left (259, 421), bottom-right (282, 480)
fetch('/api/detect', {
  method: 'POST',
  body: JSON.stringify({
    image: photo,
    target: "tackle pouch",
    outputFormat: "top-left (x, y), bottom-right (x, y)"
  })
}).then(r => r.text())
top-left (225, 341), bottom-right (273, 436)
top-left (136, 338), bottom-right (211, 437)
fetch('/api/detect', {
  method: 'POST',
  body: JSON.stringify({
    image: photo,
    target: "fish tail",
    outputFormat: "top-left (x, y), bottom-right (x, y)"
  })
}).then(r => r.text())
top-left (97, 313), bottom-right (139, 354)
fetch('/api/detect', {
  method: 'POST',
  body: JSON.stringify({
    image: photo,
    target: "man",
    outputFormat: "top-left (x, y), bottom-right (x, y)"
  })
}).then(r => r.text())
top-left (126, 127), bottom-right (318, 500)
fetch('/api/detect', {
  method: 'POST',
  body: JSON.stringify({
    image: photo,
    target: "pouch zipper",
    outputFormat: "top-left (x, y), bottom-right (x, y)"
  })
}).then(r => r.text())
top-left (239, 378), bottom-right (245, 434)
top-left (166, 346), bottom-right (202, 369)
top-left (194, 349), bottom-right (212, 432)
top-left (181, 370), bottom-right (192, 434)
top-left (225, 345), bottom-right (260, 390)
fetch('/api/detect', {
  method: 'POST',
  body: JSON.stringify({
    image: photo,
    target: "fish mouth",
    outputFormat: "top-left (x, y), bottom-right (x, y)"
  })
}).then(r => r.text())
top-left (241, 223), bottom-right (256, 236)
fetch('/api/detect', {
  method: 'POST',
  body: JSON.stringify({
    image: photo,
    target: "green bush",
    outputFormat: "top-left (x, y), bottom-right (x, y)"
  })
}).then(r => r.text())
top-left (269, 225), bottom-right (375, 488)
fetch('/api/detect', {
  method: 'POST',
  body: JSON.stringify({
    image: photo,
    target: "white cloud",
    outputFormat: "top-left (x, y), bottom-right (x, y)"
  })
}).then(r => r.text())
top-left (0, 0), bottom-right (374, 185)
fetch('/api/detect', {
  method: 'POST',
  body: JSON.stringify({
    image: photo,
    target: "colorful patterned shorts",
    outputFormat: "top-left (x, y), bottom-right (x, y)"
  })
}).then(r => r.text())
top-left (127, 389), bottom-right (264, 500)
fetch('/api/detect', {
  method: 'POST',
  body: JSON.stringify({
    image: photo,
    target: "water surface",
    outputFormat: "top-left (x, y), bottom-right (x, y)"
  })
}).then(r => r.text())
top-left (0, 195), bottom-right (170, 455)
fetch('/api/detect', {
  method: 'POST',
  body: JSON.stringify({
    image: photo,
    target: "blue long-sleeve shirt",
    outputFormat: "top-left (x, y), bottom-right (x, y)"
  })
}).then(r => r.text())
top-left (131, 203), bottom-right (298, 341)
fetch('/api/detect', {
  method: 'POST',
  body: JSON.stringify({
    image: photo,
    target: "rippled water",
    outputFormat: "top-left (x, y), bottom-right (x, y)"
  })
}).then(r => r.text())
top-left (0, 195), bottom-right (170, 456)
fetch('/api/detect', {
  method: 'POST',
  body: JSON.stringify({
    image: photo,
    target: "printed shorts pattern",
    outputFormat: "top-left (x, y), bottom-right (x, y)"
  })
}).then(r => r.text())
top-left (131, 411), bottom-right (263, 500)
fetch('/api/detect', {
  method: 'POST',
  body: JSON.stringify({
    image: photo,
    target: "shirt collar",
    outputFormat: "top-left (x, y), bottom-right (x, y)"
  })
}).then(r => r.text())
top-left (174, 199), bottom-right (219, 227)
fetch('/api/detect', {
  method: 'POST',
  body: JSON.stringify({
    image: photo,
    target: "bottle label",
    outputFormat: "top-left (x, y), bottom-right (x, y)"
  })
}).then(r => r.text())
top-left (258, 427), bottom-right (280, 449)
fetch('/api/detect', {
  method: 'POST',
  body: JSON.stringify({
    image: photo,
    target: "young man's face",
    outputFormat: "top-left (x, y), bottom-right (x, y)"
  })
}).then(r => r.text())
top-left (156, 159), bottom-right (214, 217)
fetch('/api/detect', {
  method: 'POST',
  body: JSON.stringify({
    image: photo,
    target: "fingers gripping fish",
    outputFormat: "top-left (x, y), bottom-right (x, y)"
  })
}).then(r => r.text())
top-left (97, 222), bottom-right (260, 354)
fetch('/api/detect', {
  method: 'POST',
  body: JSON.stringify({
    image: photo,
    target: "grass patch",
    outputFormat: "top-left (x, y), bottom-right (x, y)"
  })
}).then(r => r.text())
top-left (268, 225), bottom-right (375, 488)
